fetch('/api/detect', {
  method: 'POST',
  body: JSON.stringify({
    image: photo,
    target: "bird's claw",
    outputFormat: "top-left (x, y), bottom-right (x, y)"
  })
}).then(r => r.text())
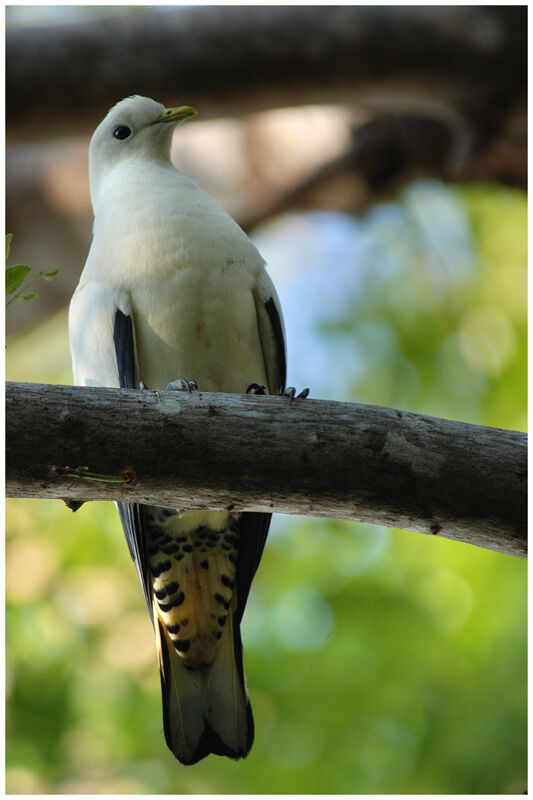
top-left (166, 378), bottom-right (199, 393)
top-left (282, 386), bottom-right (310, 404)
top-left (246, 383), bottom-right (267, 395)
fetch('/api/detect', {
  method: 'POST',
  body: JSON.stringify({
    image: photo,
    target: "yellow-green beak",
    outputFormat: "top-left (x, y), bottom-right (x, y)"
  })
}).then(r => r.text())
top-left (157, 105), bottom-right (198, 125)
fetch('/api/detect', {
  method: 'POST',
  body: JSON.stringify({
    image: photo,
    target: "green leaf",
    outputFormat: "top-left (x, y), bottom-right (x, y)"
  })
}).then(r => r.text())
top-left (43, 268), bottom-right (60, 280)
top-left (5, 233), bottom-right (12, 260)
top-left (6, 264), bottom-right (31, 295)
top-left (19, 292), bottom-right (37, 302)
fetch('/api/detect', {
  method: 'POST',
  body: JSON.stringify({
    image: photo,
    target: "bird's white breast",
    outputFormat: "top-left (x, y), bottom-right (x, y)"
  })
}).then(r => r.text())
top-left (85, 159), bottom-right (268, 392)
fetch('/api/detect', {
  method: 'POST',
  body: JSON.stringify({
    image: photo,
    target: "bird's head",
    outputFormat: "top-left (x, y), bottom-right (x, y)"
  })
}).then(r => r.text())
top-left (89, 95), bottom-right (197, 206)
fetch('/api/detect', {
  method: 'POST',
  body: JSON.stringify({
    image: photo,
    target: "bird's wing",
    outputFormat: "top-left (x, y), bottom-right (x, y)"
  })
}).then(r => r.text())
top-left (234, 512), bottom-right (272, 626)
top-left (69, 279), bottom-right (153, 621)
top-left (233, 269), bottom-right (287, 623)
top-left (253, 269), bottom-right (287, 395)
top-left (69, 279), bottom-right (134, 389)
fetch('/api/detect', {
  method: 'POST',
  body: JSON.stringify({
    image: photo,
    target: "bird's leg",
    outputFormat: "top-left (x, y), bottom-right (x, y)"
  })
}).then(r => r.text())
top-left (246, 383), bottom-right (267, 395)
top-left (166, 378), bottom-right (199, 393)
top-left (282, 386), bottom-right (310, 404)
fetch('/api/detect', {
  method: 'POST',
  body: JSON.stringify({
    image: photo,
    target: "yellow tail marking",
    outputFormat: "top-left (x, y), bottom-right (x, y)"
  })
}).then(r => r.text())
top-left (155, 599), bottom-right (185, 753)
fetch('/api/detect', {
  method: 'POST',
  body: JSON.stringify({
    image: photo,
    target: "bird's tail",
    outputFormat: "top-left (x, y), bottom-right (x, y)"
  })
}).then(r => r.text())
top-left (155, 604), bottom-right (253, 765)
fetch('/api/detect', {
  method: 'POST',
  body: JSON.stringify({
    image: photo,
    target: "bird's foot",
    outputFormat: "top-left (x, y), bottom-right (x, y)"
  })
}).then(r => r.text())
top-left (166, 378), bottom-right (199, 393)
top-left (282, 386), bottom-right (310, 404)
top-left (246, 383), bottom-right (267, 395)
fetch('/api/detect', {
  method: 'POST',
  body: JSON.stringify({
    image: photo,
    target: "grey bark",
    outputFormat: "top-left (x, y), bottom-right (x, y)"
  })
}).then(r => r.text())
top-left (6, 382), bottom-right (527, 558)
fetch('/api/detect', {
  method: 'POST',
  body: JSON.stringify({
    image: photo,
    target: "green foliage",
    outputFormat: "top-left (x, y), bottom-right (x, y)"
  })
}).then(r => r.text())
top-left (6, 233), bottom-right (59, 307)
top-left (6, 264), bottom-right (31, 295)
top-left (5, 182), bottom-right (526, 793)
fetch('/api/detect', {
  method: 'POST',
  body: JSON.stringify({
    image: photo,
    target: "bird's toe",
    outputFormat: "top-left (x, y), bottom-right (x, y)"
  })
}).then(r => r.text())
top-left (246, 383), bottom-right (267, 395)
top-left (281, 386), bottom-right (309, 404)
top-left (282, 386), bottom-right (296, 403)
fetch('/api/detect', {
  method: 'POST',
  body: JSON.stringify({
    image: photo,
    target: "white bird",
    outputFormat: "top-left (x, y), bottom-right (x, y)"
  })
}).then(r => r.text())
top-left (69, 95), bottom-right (290, 764)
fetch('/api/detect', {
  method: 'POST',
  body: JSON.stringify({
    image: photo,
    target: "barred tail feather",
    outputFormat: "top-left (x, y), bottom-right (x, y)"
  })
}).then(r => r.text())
top-left (204, 610), bottom-right (253, 757)
top-left (156, 618), bottom-right (204, 764)
top-left (156, 612), bottom-right (253, 765)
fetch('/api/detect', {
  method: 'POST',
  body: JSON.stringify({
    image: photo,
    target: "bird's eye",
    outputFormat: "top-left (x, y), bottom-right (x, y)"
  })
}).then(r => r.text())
top-left (113, 125), bottom-right (132, 140)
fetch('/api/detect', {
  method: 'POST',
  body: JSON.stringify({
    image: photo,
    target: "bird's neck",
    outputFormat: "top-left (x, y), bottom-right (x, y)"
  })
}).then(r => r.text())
top-left (91, 156), bottom-right (188, 217)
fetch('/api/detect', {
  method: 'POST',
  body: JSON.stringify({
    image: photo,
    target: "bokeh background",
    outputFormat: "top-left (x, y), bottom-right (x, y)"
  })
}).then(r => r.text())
top-left (6, 6), bottom-right (527, 794)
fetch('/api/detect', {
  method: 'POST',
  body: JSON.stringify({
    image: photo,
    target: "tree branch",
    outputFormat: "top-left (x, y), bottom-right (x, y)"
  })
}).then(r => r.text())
top-left (6, 382), bottom-right (526, 558)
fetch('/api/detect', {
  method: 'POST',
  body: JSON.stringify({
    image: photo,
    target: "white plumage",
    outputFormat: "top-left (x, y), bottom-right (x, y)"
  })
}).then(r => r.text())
top-left (69, 95), bottom-right (286, 764)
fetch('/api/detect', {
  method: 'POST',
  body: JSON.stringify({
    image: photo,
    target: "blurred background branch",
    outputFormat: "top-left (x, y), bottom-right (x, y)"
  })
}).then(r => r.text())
top-left (6, 6), bottom-right (527, 333)
top-left (7, 6), bottom-right (526, 147)
top-left (6, 6), bottom-right (526, 335)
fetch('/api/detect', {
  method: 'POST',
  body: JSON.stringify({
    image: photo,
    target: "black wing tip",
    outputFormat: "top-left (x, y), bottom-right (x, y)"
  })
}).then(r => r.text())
top-left (264, 296), bottom-right (286, 390)
top-left (234, 512), bottom-right (272, 624)
top-left (113, 307), bottom-right (137, 389)
top-left (117, 502), bottom-right (153, 623)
